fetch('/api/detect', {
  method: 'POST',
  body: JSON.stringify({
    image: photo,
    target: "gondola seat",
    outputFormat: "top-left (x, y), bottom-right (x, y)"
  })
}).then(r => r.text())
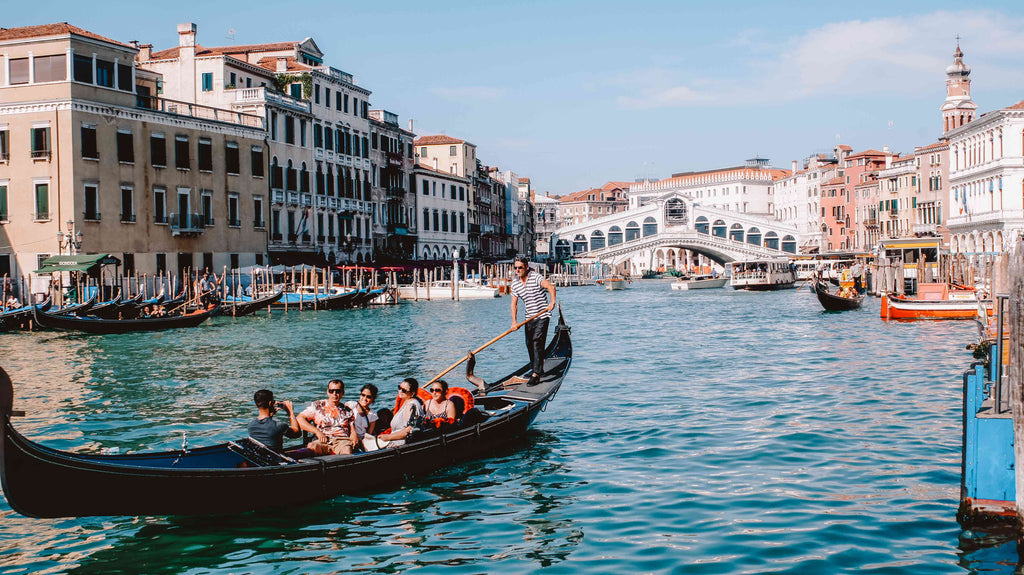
top-left (228, 437), bottom-right (297, 467)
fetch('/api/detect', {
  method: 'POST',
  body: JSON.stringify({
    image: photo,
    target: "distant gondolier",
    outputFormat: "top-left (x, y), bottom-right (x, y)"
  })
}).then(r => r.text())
top-left (510, 257), bottom-right (556, 386)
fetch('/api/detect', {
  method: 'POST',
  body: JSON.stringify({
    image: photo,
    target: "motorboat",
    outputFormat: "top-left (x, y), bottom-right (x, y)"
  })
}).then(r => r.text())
top-left (670, 274), bottom-right (727, 291)
top-left (881, 283), bottom-right (992, 320)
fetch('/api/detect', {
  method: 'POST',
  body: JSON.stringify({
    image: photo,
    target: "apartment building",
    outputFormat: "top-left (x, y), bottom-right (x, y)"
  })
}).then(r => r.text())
top-left (412, 164), bottom-right (469, 260)
top-left (0, 23), bottom-right (267, 295)
top-left (369, 109), bottom-right (416, 261)
top-left (557, 182), bottom-right (629, 227)
top-left (628, 158), bottom-right (786, 216)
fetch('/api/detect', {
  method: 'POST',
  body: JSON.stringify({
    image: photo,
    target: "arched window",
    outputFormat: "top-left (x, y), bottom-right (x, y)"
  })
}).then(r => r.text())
top-left (729, 223), bottom-right (744, 242)
top-left (695, 216), bottom-right (709, 234)
top-left (642, 216), bottom-right (657, 236)
top-left (665, 198), bottom-right (687, 225)
top-left (764, 231), bottom-right (779, 250)
top-left (572, 234), bottom-right (588, 254)
top-left (423, 246), bottom-right (432, 259)
top-left (625, 221), bottom-right (640, 241)
top-left (590, 230), bottom-right (606, 251)
top-left (608, 226), bottom-right (623, 246)
top-left (746, 227), bottom-right (761, 246)
top-left (781, 235), bottom-right (797, 253)
top-left (712, 219), bottom-right (727, 238)
top-left (555, 239), bottom-right (571, 260)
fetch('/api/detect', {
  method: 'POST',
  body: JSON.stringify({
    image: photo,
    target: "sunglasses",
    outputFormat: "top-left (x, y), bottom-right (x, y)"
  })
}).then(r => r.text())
top-left (430, 387), bottom-right (444, 393)
top-left (399, 387), bottom-right (411, 394)
top-left (514, 266), bottom-right (525, 270)
top-left (328, 388), bottom-right (344, 394)
top-left (360, 392), bottom-right (375, 399)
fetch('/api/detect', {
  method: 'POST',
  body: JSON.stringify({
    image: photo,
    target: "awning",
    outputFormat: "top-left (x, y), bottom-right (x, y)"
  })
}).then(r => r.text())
top-left (35, 254), bottom-right (116, 273)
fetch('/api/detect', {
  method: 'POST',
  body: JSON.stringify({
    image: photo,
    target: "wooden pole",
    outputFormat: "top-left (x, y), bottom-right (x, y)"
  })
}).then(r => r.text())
top-left (426, 309), bottom-right (549, 386)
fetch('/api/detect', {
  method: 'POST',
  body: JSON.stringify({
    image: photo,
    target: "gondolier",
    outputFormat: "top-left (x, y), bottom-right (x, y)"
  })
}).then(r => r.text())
top-left (510, 257), bottom-right (556, 386)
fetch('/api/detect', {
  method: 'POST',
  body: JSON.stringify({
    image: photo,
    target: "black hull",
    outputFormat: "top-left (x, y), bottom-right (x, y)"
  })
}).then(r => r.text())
top-left (814, 282), bottom-right (864, 311)
top-left (33, 307), bottom-right (216, 334)
top-left (90, 293), bottom-right (145, 320)
top-left (0, 299), bottom-right (52, 331)
top-left (215, 291), bottom-right (284, 317)
top-left (0, 313), bottom-right (572, 517)
top-left (735, 283), bottom-right (796, 291)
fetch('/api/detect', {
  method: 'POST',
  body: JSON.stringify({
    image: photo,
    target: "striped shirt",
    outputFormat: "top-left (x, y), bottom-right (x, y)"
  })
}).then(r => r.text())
top-left (511, 271), bottom-right (551, 320)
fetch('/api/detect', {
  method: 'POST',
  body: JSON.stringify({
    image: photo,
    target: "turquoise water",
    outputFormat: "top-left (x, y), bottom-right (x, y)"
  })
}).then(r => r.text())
top-left (0, 281), bottom-right (1013, 573)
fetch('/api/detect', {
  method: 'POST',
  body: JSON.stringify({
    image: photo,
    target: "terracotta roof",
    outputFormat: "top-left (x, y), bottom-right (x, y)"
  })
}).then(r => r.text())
top-left (519, 177), bottom-right (530, 184)
top-left (823, 177), bottom-right (845, 186)
top-left (0, 22), bottom-right (130, 48)
top-left (846, 149), bottom-right (893, 159)
top-left (255, 56), bottom-right (311, 73)
top-left (915, 141), bottom-right (948, 152)
top-left (415, 135), bottom-right (465, 146)
top-left (150, 41), bottom-right (300, 62)
top-left (1007, 99), bottom-right (1024, 110)
top-left (600, 181), bottom-right (632, 191)
top-left (836, 145), bottom-right (853, 150)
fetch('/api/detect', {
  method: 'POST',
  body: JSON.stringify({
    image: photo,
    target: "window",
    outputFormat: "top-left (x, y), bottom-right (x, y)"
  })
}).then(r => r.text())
top-left (228, 194), bottom-right (240, 227)
top-left (175, 135), bottom-right (189, 169)
top-left (197, 138), bottom-right (213, 171)
top-left (230, 253), bottom-right (239, 270)
top-left (201, 73), bottom-right (213, 92)
top-left (450, 145), bottom-right (457, 156)
top-left (120, 186), bottom-right (135, 222)
top-left (73, 54), bottom-right (92, 83)
top-left (285, 116), bottom-right (294, 145)
top-left (225, 142), bottom-right (239, 174)
top-left (344, 94), bottom-right (349, 113)
top-left (9, 58), bottom-right (28, 85)
top-left (31, 127), bottom-right (50, 159)
top-left (154, 187), bottom-right (167, 223)
top-left (442, 211), bottom-right (449, 232)
top-left (423, 208), bottom-right (430, 231)
top-left (117, 130), bottom-right (134, 163)
top-left (156, 253), bottom-right (167, 275)
top-left (96, 59), bottom-right (114, 87)
top-left (420, 147), bottom-right (427, 157)
top-left (0, 130), bottom-right (7, 161)
top-left (81, 125), bottom-right (98, 159)
top-left (251, 146), bottom-right (264, 177)
top-left (151, 133), bottom-right (166, 167)
top-left (84, 184), bottom-right (99, 220)
top-left (290, 83), bottom-right (301, 99)
top-left (201, 191), bottom-right (213, 226)
top-left (34, 55), bottom-right (66, 83)
top-left (35, 183), bottom-right (49, 220)
top-left (117, 63), bottom-right (131, 91)
top-left (270, 111), bottom-right (278, 141)
top-left (300, 120), bottom-right (307, 147)
top-left (229, 72), bottom-right (236, 88)
top-left (433, 210), bottom-right (439, 231)
top-left (335, 92), bottom-right (342, 111)
top-left (314, 85), bottom-right (320, 104)
top-left (0, 183), bottom-right (8, 220)
top-left (362, 137), bottom-right (368, 158)
top-left (123, 253), bottom-right (135, 276)
top-left (324, 88), bottom-right (330, 107)
top-left (253, 196), bottom-right (264, 228)
top-left (271, 209), bottom-right (281, 237)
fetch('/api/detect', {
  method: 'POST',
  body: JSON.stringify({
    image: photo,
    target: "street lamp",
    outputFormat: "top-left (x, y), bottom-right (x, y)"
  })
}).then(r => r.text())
top-left (341, 234), bottom-right (357, 263)
top-left (57, 219), bottom-right (83, 255)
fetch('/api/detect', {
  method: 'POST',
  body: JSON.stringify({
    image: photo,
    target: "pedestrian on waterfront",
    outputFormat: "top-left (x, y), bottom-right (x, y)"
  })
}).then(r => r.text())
top-left (346, 384), bottom-right (379, 444)
top-left (5, 294), bottom-right (21, 310)
top-left (248, 389), bottom-right (300, 452)
top-left (510, 257), bottom-right (556, 386)
top-left (296, 379), bottom-right (359, 456)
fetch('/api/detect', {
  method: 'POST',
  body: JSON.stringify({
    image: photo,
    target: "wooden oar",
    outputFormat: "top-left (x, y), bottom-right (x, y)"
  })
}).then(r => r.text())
top-left (425, 309), bottom-right (549, 386)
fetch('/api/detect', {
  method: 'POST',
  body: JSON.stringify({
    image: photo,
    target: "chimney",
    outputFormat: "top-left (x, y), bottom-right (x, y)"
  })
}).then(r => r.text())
top-left (177, 23), bottom-right (197, 99)
top-left (791, 160), bottom-right (797, 173)
top-left (433, 157), bottom-right (438, 170)
top-left (137, 43), bottom-right (152, 62)
top-left (408, 119), bottom-right (414, 133)
top-left (276, 58), bottom-right (289, 73)
top-left (177, 22), bottom-right (197, 48)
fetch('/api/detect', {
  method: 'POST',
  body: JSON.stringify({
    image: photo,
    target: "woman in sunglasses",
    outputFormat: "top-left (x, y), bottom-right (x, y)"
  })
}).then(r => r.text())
top-left (372, 378), bottom-right (423, 448)
top-left (424, 380), bottom-right (457, 429)
top-left (346, 384), bottom-right (379, 444)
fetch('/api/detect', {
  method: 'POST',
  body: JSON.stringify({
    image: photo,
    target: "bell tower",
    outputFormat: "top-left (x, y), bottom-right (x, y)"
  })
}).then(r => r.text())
top-left (941, 39), bottom-right (977, 134)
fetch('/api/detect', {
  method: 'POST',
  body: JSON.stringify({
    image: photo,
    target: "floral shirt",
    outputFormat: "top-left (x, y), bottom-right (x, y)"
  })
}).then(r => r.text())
top-left (300, 399), bottom-right (355, 438)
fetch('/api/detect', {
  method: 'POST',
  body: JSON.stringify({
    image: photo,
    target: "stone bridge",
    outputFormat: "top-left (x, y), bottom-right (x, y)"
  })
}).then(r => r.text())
top-left (550, 193), bottom-right (801, 274)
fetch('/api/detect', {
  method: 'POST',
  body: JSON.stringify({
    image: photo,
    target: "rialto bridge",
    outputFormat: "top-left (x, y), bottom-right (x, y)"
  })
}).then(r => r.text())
top-left (549, 193), bottom-right (802, 275)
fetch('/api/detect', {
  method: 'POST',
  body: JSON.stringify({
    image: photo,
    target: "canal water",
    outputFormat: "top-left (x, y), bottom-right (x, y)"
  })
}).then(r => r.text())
top-left (0, 281), bottom-right (1014, 573)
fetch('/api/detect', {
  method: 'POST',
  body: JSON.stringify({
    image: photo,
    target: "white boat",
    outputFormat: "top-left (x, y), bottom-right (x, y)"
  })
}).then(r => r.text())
top-left (397, 280), bottom-right (500, 300)
top-left (728, 259), bottom-right (796, 291)
top-left (600, 275), bottom-right (629, 290)
top-left (670, 275), bottom-right (728, 290)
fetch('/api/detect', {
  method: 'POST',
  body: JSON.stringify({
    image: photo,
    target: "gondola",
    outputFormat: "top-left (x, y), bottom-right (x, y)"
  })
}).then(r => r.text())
top-left (0, 311), bottom-right (572, 518)
top-left (320, 289), bottom-right (359, 310)
top-left (90, 292), bottom-right (145, 320)
top-left (215, 290), bottom-right (284, 317)
top-left (0, 298), bottom-right (52, 332)
top-left (57, 292), bottom-right (98, 316)
top-left (83, 291), bottom-right (122, 318)
top-left (814, 281), bottom-right (864, 312)
top-left (32, 305), bottom-right (217, 334)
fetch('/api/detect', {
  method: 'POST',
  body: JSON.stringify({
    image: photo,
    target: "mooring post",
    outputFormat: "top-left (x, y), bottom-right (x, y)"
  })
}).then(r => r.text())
top-left (1010, 242), bottom-right (1024, 532)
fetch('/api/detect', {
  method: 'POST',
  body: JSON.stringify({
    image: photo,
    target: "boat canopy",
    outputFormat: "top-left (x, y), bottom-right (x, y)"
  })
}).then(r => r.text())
top-left (34, 254), bottom-right (117, 274)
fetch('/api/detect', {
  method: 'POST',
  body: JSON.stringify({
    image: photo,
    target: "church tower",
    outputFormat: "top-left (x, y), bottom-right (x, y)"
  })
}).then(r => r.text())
top-left (941, 40), bottom-right (977, 134)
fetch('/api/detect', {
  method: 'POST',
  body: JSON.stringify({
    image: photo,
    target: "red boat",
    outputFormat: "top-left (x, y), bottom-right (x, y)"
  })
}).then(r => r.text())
top-left (881, 283), bottom-right (992, 320)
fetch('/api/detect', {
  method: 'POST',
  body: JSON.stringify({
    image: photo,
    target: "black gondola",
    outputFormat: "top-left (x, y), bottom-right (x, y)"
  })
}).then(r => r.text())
top-left (90, 292), bottom-right (145, 320)
top-left (215, 290), bottom-right (284, 317)
top-left (58, 292), bottom-right (98, 316)
top-left (814, 281), bottom-right (864, 312)
top-left (32, 305), bottom-right (217, 334)
top-left (0, 311), bottom-right (572, 518)
top-left (0, 298), bottom-right (52, 332)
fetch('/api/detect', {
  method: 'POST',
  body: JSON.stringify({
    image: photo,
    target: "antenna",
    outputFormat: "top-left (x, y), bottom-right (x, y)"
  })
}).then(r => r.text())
top-left (226, 28), bottom-right (236, 42)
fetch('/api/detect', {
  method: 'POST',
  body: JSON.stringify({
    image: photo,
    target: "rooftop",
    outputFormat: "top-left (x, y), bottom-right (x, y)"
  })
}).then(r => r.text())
top-left (0, 22), bottom-right (130, 48)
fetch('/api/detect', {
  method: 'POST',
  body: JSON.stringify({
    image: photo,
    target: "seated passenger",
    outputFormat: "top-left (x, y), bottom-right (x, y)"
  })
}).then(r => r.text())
top-left (296, 379), bottom-right (358, 456)
top-left (248, 389), bottom-right (300, 452)
top-left (424, 380), bottom-right (457, 428)
top-left (364, 378), bottom-right (423, 450)
top-left (345, 383), bottom-right (378, 444)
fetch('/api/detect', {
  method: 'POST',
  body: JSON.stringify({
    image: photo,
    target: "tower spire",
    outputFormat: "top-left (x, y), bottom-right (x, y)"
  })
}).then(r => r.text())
top-left (941, 39), bottom-right (976, 134)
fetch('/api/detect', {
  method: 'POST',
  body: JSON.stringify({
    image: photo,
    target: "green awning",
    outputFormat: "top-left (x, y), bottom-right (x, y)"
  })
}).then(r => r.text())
top-left (35, 254), bottom-right (115, 273)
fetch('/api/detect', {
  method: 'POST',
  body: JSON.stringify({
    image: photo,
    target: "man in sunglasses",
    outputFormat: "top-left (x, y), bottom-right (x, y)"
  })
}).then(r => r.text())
top-left (296, 379), bottom-right (359, 456)
top-left (510, 256), bottom-right (556, 386)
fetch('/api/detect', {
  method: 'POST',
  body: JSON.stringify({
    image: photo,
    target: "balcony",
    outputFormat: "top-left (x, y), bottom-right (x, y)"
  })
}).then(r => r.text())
top-left (316, 195), bottom-right (328, 208)
top-left (272, 190), bottom-right (285, 204)
top-left (889, 208), bottom-right (899, 217)
top-left (120, 213), bottom-right (136, 223)
top-left (328, 197), bottom-right (339, 210)
top-left (313, 65), bottom-right (354, 86)
top-left (138, 94), bottom-right (264, 129)
top-left (286, 192), bottom-right (300, 206)
top-left (31, 149), bottom-right (51, 161)
top-left (230, 87), bottom-right (310, 115)
top-left (301, 193), bottom-right (313, 207)
top-left (169, 212), bottom-right (205, 236)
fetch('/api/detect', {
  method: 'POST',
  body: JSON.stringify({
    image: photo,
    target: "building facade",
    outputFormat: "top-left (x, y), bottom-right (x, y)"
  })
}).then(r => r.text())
top-left (369, 110), bottom-right (416, 261)
top-left (412, 164), bottom-right (469, 260)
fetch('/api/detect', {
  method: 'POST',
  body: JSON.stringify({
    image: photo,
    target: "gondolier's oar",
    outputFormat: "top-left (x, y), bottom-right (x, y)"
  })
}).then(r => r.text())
top-left (425, 309), bottom-right (549, 386)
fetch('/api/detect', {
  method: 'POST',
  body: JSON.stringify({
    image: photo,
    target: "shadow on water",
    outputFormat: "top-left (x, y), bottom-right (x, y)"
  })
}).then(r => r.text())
top-left (958, 526), bottom-right (1023, 573)
top-left (60, 431), bottom-right (583, 574)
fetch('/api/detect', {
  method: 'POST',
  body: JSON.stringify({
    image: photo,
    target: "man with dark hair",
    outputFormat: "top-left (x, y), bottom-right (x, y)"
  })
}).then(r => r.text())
top-left (248, 389), bottom-right (300, 452)
top-left (297, 379), bottom-right (359, 455)
top-left (510, 256), bottom-right (556, 386)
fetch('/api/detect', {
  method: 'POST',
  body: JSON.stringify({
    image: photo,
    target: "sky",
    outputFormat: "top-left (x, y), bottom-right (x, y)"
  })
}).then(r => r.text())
top-left (6, 0), bottom-right (1024, 195)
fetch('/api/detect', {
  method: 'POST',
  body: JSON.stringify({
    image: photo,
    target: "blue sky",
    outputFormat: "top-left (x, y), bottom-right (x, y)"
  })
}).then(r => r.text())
top-left (6, 1), bottom-right (1024, 194)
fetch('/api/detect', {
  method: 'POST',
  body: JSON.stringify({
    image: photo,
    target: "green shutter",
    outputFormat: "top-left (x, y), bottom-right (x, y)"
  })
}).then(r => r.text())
top-left (35, 183), bottom-right (48, 219)
top-left (202, 73), bottom-right (212, 91)
top-left (912, 197), bottom-right (917, 208)
top-left (0, 185), bottom-right (7, 219)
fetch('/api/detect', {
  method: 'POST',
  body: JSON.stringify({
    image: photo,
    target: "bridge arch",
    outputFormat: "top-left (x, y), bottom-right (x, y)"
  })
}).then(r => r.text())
top-left (590, 230), bottom-right (606, 251)
top-left (729, 223), bottom-right (744, 242)
top-left (625, 221), bottom-right (640, 241)
top-left (643, 217), bottom-right (658, 236)
top-left (695, 216), bottom-right (709, 234)
top-left (608, 226), bottom-right (623, 246)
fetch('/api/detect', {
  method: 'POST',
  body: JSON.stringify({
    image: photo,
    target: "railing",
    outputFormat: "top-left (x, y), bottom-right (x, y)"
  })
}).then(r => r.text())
top-left (31, 149), bottom-right (51, 160)
top-left (85, 212), bottom-right (101, 221)
top-left (287, 192), bottom-right (299, 206)
top-left (231, 87), bottom-right (310, 114)
top-left (301, 193), bottom-right (313, 206)
top-left (272, 190), bottom-right (285, 204)
top-left (137, 94), bottom-right (264, 129)
top-left (169, 212), bottom-right (206, 235)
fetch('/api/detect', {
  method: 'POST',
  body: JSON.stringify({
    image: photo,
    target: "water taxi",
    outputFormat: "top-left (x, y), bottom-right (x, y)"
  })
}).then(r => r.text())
top-left (881, 283), bottom-right (992, 320)
top-left (728, 259), bottom-right (796, 291)
top-left (670, 274), bottom-right (727, 291)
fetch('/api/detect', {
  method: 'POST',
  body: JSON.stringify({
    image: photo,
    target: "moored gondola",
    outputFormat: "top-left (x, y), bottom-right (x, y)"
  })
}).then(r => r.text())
top-left (814, 281), bottom-right (864, 312)
top-left (90, 292), bottom-right (145, 320)
top-left (0, 298), bottom-right (52, 332)
top-left (32, 305), bottom-right (216, 334)
top-left (57, 292), bottom-right (98, 316)
top-left (215, 290), bottom-right (284, 317)
top-left (0, 311), bottom-right (572, 518)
